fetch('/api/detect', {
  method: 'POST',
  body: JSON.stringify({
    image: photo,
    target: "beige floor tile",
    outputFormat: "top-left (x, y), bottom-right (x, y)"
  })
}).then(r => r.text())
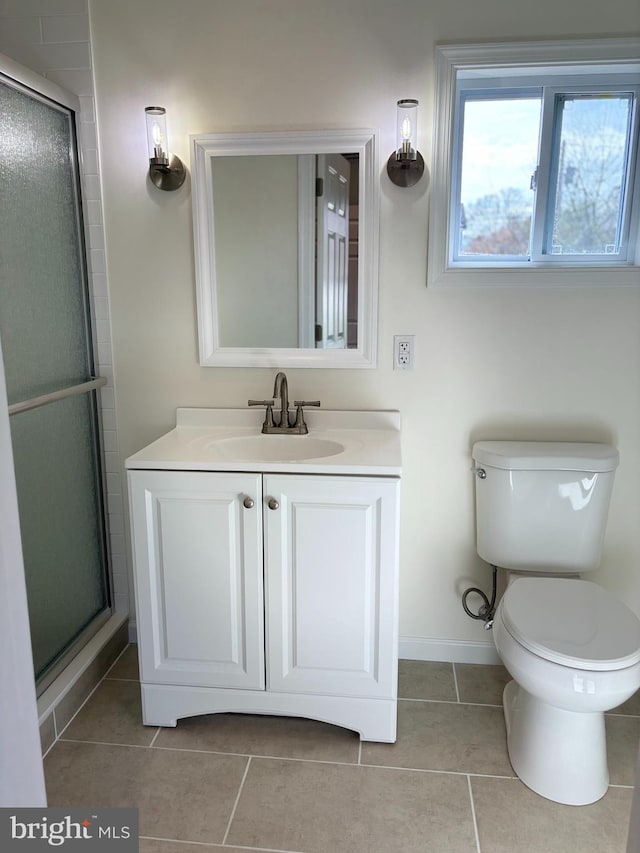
top-left (397, 659), bottom-right (456, 701)
top-left (606, 713), bottom-right (640, 786)
top-left (54, 657), bottom-right (105, 733)
top-left (612, 687), bottom-right (640, 716)
top-left (455, 662), bottom-right (511, 706)
top-left (140, 842), bottom-right (253, 852)
top-left (226, 757), bottom-right (477, 853)
top-left (45, 741), bottom-right (247, 844)
top-left (362, 699), bottom-right (514, 776)
top-left (471, 775), bottom-right (631, 853)
top-left (60, 679), bottom-right (154, 747)
top-left (155, 711), bottom-right (359, 763)
top-left (106, 644), bottom-right (140, 681)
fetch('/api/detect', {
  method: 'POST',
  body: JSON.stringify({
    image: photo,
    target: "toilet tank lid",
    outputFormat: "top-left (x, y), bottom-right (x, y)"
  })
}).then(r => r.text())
top-left (472, 441), bottom-right (619, 472)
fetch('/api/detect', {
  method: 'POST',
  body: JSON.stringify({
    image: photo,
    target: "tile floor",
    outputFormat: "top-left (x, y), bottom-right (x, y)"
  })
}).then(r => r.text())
top-left (43, 646), bottom-right (639, 852)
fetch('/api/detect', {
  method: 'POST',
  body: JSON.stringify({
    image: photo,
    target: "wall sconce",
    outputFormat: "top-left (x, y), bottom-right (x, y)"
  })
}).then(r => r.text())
top-left (144, 106), bottom-right (186, 191)
top-left (386, 98), bottom-right (425, 188)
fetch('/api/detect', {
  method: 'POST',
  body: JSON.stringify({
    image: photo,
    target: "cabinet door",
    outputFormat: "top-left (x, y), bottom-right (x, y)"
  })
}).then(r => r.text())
top-left (128, 470), bottom-right (264, 690)
top-left (264, 475), bottom-right (399, 699)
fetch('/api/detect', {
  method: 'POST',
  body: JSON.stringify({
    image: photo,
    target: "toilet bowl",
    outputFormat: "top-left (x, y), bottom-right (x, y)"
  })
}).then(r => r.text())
top-left (493, 576), bottom-right (640, 805)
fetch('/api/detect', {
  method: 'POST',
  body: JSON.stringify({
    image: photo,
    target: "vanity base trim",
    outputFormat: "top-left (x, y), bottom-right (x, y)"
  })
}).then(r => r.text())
top-left (140, 682), bottom-right (397, 743)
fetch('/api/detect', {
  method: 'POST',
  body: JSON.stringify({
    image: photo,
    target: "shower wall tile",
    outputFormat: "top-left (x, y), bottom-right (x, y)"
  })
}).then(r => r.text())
top-left (97, 341), bottom-right (112, 365)
top-left (82, 175), bottom-right (102, 198)
top-left (41, 13), bottom-right (89, 44)
top-left (108, 514), bottom-right (124, 536)
top-left (114, 594), bottom-right (129, 614)
top-left (78, 94), bottom-right (95, 122)
top-left (110, 534), bottom-right (126, 557)
top-left (85, 199), bottom-right (103, 226)
top-left (90, 249), bottom-right (107, 276)
top-left (93, 297), bottom-right (110, 320)
top-left (43, 68), bottom-right (93, 95)
top-left (78, 120), bottom-right (97, 149)
top-left (22, 40), bottom-right (91, 70)
top-left (101, 409), bottom-right (116, 431)
top-left (87, 224), bottom-right (106, 251)
top-left (103, 430), bottom-right (119, 453)
top-left (95, 318), bottom-right (111, 344)
top-left (90, 272), bottom-right (108, 297)
top-left (110, 553), bottom-right (127, 575)
top-left (0, 1), bottom-right (86, 14)
top-left (100, 388), bottom-right (115, 411)
top-left (0, 17), bottom-right (42, 46)
top-left (112, 573), bottom-right (129, 597)
top-left (107, 492), bottom-right (123, 515)
top-left (81, 148), bottom-right (99, 175)
top-left (103, 451), bottom-right (120, 474)
top-left (106, 473), bottom-right (120, 493)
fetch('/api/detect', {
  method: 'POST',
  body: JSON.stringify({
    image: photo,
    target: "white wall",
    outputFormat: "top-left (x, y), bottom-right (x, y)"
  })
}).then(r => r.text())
top-left (88, 0), bottom-right (640, 657)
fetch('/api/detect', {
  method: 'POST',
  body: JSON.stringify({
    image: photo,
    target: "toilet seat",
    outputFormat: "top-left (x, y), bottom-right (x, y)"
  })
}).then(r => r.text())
top-left (501, 577), bottom-right (640, 671)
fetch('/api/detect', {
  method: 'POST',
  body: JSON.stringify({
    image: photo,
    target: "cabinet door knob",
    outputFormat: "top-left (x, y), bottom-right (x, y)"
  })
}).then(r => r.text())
top-left (268, 498), bottom-right (279, 511)
top-left (243, 496), bottom-right (255, 509)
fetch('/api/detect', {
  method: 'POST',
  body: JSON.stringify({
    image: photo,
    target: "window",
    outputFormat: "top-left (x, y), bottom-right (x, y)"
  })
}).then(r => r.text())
top-left (428, 39), bottom-right (640, 287)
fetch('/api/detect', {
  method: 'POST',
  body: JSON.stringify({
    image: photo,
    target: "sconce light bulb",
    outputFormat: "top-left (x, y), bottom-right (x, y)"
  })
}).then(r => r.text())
top-left (395, 98), bottom-right (418, 160)
top-left (152, 122), bottom-right (164, 148)
top-left (145, 106), bottom-right (169, 162)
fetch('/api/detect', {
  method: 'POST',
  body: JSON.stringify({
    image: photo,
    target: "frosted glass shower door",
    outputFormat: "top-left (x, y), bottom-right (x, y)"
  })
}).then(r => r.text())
top-left (0, 72), bottom-right (110, 688)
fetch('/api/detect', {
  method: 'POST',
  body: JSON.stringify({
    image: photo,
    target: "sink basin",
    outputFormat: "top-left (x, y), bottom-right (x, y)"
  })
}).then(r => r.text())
top-left (213, 434), bottom-right (345, 462)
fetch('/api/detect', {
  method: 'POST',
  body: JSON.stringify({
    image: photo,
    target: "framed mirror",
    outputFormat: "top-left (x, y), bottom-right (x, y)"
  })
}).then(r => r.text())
top-left (191, 129), bottom-right (379, 368)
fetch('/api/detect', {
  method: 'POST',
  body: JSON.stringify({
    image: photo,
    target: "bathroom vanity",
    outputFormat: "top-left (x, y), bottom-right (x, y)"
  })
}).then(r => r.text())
top-left (126, 408), bottom-right (401, 742)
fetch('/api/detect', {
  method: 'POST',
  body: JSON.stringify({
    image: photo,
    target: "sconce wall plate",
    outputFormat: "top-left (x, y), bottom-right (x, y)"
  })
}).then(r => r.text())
top-left (386, 150), bottom-right (425, 188)
top-left (149, 154), bottom-right (187, 191)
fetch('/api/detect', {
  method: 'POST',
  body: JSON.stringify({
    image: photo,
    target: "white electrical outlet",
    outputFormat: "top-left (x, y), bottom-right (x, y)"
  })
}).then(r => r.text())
top-left (393, 335), bottom-right (414, 370)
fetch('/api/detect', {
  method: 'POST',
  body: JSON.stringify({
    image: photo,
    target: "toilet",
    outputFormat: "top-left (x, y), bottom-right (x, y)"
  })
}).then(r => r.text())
top-left (472, 440), bottom-right (640, 806)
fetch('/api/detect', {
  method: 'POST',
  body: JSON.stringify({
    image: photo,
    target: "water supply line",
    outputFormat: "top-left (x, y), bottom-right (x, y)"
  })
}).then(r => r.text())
top-left (461, 565), bottom-right (498, 629)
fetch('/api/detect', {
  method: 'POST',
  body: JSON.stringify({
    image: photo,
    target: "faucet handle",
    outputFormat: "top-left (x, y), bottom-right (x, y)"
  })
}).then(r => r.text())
top-left (248, 399), bottom-right (275, 431)
top-left (292, 400), bottom-right (321, 434)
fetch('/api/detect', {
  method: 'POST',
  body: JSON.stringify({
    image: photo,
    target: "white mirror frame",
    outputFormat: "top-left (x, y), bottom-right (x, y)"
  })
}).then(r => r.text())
top-left (191, 129), bottom-right (379, 368)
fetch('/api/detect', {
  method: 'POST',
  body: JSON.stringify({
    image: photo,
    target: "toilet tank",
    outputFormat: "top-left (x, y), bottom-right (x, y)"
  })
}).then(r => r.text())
top-left (472, 441), bottom-right (619, 573)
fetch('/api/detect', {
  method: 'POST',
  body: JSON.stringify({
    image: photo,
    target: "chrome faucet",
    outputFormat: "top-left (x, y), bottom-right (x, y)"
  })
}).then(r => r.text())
top-left (248, 371), bottom-right (320, 434)
top-left (272, 372), bottom-right (290, 427)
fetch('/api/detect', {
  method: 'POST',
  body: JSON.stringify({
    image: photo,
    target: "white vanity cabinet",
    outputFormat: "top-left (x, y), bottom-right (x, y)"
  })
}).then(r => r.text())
top-left (128, 468), bottom-right (400, 742)
top-left (128, 470), bottom-right (265, 692)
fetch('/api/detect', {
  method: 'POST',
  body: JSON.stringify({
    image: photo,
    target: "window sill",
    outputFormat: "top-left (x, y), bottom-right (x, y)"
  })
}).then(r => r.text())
top-left (428, 264), bottom-right (640, 288)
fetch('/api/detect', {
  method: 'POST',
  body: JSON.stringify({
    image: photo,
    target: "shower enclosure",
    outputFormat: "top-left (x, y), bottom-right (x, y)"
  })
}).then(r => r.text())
top-left (0, 63), bottom-right (112, 694)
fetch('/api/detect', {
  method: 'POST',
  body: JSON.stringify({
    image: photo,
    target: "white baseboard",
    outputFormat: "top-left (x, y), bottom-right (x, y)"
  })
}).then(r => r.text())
top-left (126, 625), bottom-right (500, 666)
top-left (399, 635), bottom-right (501, 665)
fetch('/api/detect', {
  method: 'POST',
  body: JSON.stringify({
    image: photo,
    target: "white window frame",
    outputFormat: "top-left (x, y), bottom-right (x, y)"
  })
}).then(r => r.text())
top-left (428, 38), bottom-right (640, 287)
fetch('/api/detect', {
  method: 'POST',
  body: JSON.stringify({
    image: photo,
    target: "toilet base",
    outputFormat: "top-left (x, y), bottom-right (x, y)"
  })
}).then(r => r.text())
top-left (503, 680), bottom-right (609, 805)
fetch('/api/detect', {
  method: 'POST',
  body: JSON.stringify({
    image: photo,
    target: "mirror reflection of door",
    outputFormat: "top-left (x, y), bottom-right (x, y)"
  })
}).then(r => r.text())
top-left (315, 154), bottom-right (349, 349)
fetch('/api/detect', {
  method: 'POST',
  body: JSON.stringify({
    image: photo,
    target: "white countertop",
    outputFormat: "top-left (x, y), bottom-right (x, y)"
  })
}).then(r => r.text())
top-left (125, 408), bottom-right (402, 476)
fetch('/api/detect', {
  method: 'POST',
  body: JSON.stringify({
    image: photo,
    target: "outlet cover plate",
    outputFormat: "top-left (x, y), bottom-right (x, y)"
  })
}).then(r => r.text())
top-left (393, 335), bottom-right (414, 370)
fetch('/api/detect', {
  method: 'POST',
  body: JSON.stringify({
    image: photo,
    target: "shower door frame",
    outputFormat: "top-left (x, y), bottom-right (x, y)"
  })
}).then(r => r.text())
top-left (0, 53), bottom-right (114, 696)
